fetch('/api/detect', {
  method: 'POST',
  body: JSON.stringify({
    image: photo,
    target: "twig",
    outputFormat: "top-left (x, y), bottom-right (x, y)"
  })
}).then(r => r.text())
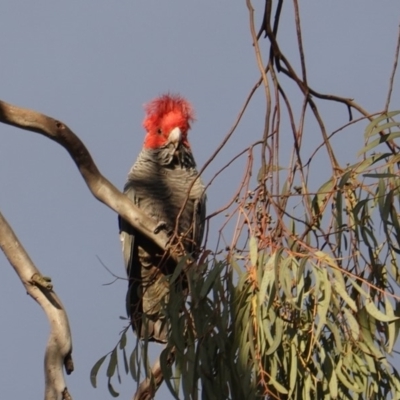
top-left (174, 75), bottom-right (264, 237)
top-left (385, 23), bottom-right (400, 112)
top-left (293, 0), bottom-right (307, 85)
top-left (246, 0), bottom-right (272, 189)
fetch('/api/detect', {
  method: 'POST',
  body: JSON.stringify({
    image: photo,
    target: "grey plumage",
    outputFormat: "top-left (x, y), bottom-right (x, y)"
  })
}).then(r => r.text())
top-left (119, 139), bottom-right (206, 343)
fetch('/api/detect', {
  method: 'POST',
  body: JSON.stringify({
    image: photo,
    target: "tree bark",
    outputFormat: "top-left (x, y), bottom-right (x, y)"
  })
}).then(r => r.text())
top-left (0, 99), bottom-right (175, 258)
top-left (0, 210), bottom-right (73, 400)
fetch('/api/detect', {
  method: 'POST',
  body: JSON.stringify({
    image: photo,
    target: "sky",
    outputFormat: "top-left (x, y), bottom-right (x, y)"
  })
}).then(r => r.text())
top-left (0, 2), bottom-right (399, 399)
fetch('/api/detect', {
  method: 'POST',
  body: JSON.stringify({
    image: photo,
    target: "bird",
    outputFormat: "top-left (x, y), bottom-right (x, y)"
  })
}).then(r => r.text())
top-left (119, 93), bottom-right (206, 343)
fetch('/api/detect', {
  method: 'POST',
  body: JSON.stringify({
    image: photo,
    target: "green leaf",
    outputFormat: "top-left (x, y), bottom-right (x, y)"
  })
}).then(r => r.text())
top-left (90, 354), bottom-right (107, 388)
top-left (122, 348), bottom-right (129, 375)
top-left (169, 254), bottom-right (190, 284)
top-left (182, 340), bottom-right (195, 396)
top-left (394, 300), bottom-right (400, 345)
top-left (338, 169), bottom-right (353, 189)
top-left (364, 111), bottom-right (400, 138)
top-left (326, 320), bottom-right (343, 353)
top-left (281, 178), bottom-right (290, 201)
top-left (390, 204), bottom-right (400, 249)
top-left (269, 375), bottom-right (289, 394)
top-left (359, 225), bottom-right (378, 249)
top-left (314, 267), bottom-right (332, 340)
top-left (303, 373), bottom-right (311, 397)
top-left (358, 308), bottom-right (388, 365)
top-left (262, 311), bottom-right (274, 347)
top-left (332, 279), bottom-right (357, 312)
top-left (160, 348), bottom-right (179, 400)
top-left (199, 261), bottom-right (224, 299)
top-left (385, 295), bottom-right (396, 353)
top-left (358, 131), bottom-right (400, 156)
top-left (314, 268), bottom-right (331, 341)
top-left (174, 352), bottom-right (182, 395)
top-left (312, 178), bottom-right (335, 219)
top-left (129, 347), bottom-right (139, 381)
top-left (326, 355), bottom-right (338, 399)
top-left (107, 379), bottom-right (120, 397)
top-left (119, 330), bottom-right (127, 349)
top-left (377, 178), bottom-right (387, 220)
top-left (343, 308), bottom-right (360, 341)
top-left (369, 121), bottom-right (400, 139)
top-left (265, 315), bottom-right (283, 355)
top-left (334, 190), bottom-right (343, 248)
top-left (288, 337), bottom-right (298, 397)
top-left (258, 253), bottom-right (275, 305)
top-left (365, 298), bottom-right (399, 322)
top-left (352, 198), bottom-right (370, 222)
top-left (336, 358), bottom-right (363, 393)
top-left (353, 352), bottom-right (369, 376)
top-left (249, 236), bottom-right (258, 266)
top-left (107, 347), bottom-right (118, 378)
top-left (361, 349), bottom-right (377, 374)
top-left (350, 154), bottom-right (386, 174)
top-left (314, 250), bottom-right (338, 268)
top-left (230, 255), bottom-right (244, 277)
top-left (386, 189), bottom-right (395, 226)
top-left (280, 257), bottom-right (294, 300)
top-left (363, 173), bottom-right (399, 178)
top-left (239, 341), bottom-right (251, 367)
top-left (349, 278), bottom-right (370, 298)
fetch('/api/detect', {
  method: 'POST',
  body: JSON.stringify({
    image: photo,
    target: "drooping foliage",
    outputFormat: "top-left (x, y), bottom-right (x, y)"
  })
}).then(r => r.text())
top-left (92, 1), bottom-right (400, 399)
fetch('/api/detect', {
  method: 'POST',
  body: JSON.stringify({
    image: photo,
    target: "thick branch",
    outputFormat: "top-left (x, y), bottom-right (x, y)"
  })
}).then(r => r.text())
top-left (0, 100), bottom-right (174, 259)
top-left (0, 210), bottom-right (73, 400)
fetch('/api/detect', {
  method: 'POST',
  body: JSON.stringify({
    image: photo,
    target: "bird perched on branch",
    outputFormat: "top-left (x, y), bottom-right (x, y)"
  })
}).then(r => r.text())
top-left (119, 94), bottom-right (206, 343)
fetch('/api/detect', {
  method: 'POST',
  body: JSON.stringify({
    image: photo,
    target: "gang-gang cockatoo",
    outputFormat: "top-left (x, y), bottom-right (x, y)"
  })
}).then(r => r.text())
top-left (119, 93), bottom-right (206, 343)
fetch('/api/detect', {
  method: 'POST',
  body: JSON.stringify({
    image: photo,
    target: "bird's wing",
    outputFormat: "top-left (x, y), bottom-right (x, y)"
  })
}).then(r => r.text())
top-left (192, 188), bottom-right (207, 253)
top-left (118, 183), bottom-right (141, 321)
top-left (118, 185), bottom-right (136, 275)
top-left (119, 181), bottom-right (172, 343)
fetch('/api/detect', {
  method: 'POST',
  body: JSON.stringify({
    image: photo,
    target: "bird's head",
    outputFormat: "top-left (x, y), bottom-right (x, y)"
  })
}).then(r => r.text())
top-left (142, 93), bottom-right (195, 151)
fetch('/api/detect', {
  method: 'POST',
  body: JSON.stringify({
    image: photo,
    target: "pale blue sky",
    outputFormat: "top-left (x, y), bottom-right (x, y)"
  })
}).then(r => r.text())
top-left (0, 2), bottom-right (399, 399)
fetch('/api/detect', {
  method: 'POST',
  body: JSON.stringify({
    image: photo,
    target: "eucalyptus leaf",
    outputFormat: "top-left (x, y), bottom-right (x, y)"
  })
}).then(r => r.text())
top-left (90, 354), bottom-right (107, 388)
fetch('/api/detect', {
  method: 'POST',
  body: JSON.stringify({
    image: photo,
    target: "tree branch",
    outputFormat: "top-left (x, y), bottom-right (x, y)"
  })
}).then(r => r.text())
top-left (0, 99), bottom-right (175, 259)
top-left (0, 98), bottom-right (184, 398)
top-left (133, 348), bottom-right (175, 400)
top-left (0, 210), bottom-right (73, 400)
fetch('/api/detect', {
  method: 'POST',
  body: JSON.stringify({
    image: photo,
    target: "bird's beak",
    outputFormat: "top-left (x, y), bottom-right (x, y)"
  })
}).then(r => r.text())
top-left (168, 127), bottom-right (182, 145)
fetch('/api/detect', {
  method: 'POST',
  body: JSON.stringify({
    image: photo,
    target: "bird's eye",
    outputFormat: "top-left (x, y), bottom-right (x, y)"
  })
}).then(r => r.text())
top-left (157, 128), bottom-right (162, 135)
